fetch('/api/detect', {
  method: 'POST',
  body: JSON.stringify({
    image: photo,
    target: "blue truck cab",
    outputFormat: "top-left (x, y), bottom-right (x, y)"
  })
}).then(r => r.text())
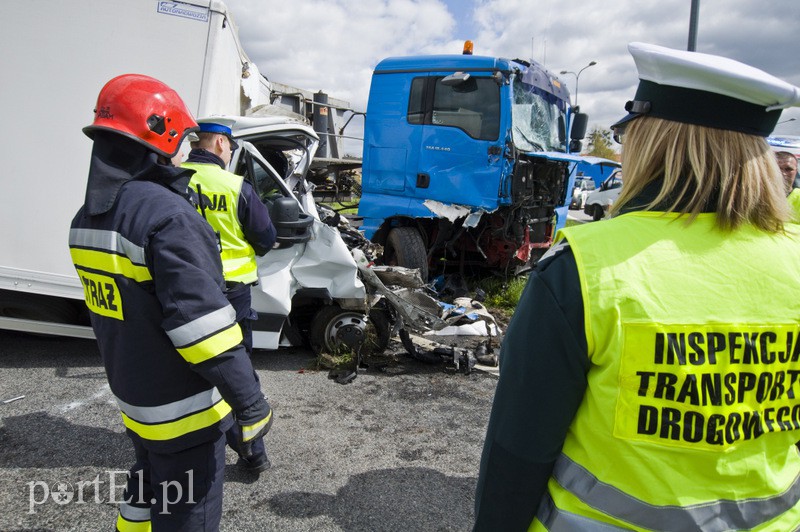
top-left (358, 52), bottom-right (587, 278)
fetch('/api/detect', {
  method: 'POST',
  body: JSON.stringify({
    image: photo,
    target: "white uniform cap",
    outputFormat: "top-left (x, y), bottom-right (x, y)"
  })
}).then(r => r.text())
top-left (197, 116), bottom-right (239, 131)
top-left (612, 42), bottom-right (800, 136)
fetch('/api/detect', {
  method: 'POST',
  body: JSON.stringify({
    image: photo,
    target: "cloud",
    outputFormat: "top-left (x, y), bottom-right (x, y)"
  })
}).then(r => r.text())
top-left (230, 0), bottom-right (800, 144)
top-left (471, 0), bottom-right (800, 133)
top-left (232, 0), bottom-right (457, 107)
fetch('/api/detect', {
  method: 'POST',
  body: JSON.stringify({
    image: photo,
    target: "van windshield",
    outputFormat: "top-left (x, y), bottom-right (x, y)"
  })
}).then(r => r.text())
top-left (511, 77), bottom-right (566, 153)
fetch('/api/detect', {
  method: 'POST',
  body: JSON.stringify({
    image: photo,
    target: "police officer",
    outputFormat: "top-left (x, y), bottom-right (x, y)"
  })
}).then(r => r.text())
top-left (474, 43), bottom-right (800, 530)
top-left (776, 150), bottom-right (800, 218)
top-left (182, 118), bottom-right (277, 472)
top-left (183, 119), bottom-right (276, 356)
top-left (69, 74), bottom-right (273, 531)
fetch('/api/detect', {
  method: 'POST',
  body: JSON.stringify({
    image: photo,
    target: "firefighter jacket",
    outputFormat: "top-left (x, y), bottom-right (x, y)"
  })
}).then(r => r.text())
top-left (69, 134), bottom-right (264, 453)
top-left (184, 150), bottom-right (276, 284)
top-left (532, 212), bottom-right (800, 531)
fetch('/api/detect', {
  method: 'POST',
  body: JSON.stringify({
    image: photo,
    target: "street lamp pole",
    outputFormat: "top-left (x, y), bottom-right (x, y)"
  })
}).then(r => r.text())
top-left (560, 61), bottom-right (597, 108)
top-left (687, 0), bottom-right (700, 51)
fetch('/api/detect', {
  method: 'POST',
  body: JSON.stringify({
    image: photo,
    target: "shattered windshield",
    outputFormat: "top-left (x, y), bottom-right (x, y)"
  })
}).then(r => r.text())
top-left (511, 77), bottom-right (566, 152)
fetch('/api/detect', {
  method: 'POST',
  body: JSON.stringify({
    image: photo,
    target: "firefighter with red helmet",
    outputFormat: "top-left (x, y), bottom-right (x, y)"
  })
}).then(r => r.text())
top-left (69, 74), bottom-right (272, 531)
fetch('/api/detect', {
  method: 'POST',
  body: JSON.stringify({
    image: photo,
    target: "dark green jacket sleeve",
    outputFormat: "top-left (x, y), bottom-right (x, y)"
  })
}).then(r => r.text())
top-left (474, 243), bottom-right (590, 531)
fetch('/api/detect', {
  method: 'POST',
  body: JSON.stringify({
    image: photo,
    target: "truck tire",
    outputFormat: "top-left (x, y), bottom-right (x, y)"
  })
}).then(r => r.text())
top-left (309, 305), bottom-right (391, 356)
top-left (385, 227), bottom-right (428, 280)
top-left (0, 291), bottom-right (81, 324)
top-left (592, 204), bottom-right (605, 221)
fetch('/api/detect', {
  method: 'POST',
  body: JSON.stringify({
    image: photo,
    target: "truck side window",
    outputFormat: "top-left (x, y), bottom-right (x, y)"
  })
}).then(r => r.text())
top-left (432, 77), bottom-right (500, 141)
top-left (407, 77), bottom-right (426, 125)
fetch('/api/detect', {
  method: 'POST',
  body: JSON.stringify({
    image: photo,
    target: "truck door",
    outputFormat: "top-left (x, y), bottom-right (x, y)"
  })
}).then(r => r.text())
top-left (414, 75), bottom-right (504, 209)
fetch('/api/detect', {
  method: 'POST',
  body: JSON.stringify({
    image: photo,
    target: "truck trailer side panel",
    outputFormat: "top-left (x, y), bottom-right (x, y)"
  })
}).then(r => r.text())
top-left (0, 0), bottom-right (262, 302)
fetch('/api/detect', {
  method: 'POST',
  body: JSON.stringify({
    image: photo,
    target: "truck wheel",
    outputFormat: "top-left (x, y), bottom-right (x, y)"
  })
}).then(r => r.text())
top-left (592, 204), bottom-right (605, 221)
top-left (0, 292), bottom-right (81, 324)
top-left (309, 305), bottom-right (391, 356)
top-left (385, 227), bottom-right (428, 279)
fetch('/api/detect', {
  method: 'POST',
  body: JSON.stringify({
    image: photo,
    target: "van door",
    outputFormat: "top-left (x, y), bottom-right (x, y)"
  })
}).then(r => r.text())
top-left (235, 142), bottom-right (310, 349)
top-left (234, 139), bottom-right (367, 350)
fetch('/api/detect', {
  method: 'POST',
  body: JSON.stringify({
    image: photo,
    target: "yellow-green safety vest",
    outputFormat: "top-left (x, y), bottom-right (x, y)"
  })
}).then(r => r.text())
top-left (789, 188), bottom-right (800, 222)
top-left (532, 212), bottom-right (800, 531)
top-left (185, 162), bottom-right (258, 284)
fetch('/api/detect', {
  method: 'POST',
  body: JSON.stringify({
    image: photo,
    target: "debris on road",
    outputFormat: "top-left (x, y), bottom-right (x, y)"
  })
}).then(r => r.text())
top-left (2, 396), bottom-right (25, 405)
top-left (302, 187), bottom-right (505, 381)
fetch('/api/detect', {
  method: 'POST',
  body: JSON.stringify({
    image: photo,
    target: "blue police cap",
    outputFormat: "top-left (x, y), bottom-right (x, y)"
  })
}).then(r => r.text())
top-left (198, 121), bottom-right (239, 150)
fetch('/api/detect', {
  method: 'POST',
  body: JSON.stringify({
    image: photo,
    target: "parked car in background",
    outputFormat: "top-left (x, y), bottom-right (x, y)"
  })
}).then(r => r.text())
top-left (584, 170), bottom-right (623, 221)
top-left (570, 176), bottom-right (596, 209)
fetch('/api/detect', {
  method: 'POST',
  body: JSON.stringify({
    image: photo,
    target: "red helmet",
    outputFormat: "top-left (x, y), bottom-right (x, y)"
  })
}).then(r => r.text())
top-left (83, 74), bottom-right (199, 157)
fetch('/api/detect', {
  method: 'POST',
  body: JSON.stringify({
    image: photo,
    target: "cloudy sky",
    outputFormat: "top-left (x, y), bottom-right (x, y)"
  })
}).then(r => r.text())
top-left (230, 0), bottom-right (800, 153)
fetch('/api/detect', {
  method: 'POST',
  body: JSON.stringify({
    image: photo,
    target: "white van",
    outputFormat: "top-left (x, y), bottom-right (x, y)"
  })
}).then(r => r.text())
top-left (220, 115), bottom-right (391, 353)
top-left (583, 170), bottom-right (623, 221)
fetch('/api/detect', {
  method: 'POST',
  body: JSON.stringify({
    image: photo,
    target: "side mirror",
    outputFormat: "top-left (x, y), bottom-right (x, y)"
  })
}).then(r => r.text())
top-left (441, 72), bottom-right (470, 86)
top-left (492, 71), bottom-right (507, 86)
top-left (270, 197), bottom-right (313, 248)
top-left (569, 140), bottom-right (582, 153)
top-left (441, 72), bottom-right (478, 93)
top-left (570, 113), bottom-right (589, 140)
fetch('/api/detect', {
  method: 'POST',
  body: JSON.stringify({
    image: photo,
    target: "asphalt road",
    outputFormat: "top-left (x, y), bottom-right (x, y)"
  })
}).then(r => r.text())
top-left (0, 330), bottom-right (498, 531)
top-left (566, 206), bottom-right (596, 224)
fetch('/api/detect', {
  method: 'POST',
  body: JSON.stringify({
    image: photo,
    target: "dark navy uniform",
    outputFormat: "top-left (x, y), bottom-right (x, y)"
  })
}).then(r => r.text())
top-left (70, 133), bottom-right (267, 531)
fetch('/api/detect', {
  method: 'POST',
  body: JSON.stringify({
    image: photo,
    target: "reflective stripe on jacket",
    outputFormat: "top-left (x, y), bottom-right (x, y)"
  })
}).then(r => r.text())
top-left (184, 162), bottom-right (258, 284)
top-left (115, 387), bottom-right (231, 442)
top-left (532, 212), bottom-right (800, 531)
top-left (69, 179), bottom-right (245, 452)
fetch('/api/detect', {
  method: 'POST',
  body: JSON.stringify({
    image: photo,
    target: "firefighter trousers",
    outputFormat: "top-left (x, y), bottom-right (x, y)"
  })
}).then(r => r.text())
top-left (116, 433), bottom-right (226, 531)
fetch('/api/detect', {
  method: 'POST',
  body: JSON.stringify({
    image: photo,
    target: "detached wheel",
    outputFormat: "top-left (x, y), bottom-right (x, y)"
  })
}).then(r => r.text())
top-left (592, 204), bottom-right (605, 221)
top-left (384, 226), bottom-right (428, 279)
top-left (309, 305), bottom-right (391, 356)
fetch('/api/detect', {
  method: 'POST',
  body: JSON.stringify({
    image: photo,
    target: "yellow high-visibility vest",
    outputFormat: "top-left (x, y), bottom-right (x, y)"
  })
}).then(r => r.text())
top-left (789, 188), bottom-right (800, 221)
top-left (531, 212), bottom-right (800, 531)
top-left (185, 162), bottom-right (258, 284)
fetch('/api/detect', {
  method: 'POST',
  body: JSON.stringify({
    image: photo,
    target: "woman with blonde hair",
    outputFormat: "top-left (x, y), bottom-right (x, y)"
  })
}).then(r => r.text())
top-left (474, 42), bottom-right (800, 531)
top-left (613, 117), bottom-right (792, 230)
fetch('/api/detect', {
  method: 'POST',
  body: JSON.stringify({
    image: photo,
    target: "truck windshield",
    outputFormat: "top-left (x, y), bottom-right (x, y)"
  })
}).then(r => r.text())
top-left (511, 77), bottom-right (566, 152)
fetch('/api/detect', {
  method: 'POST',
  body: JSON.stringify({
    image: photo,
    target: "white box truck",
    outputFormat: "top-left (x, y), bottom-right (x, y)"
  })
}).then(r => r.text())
top-left (0, 0), bottom-right (273, 337)
top-left (0, 0), bottom-right (384, 353)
